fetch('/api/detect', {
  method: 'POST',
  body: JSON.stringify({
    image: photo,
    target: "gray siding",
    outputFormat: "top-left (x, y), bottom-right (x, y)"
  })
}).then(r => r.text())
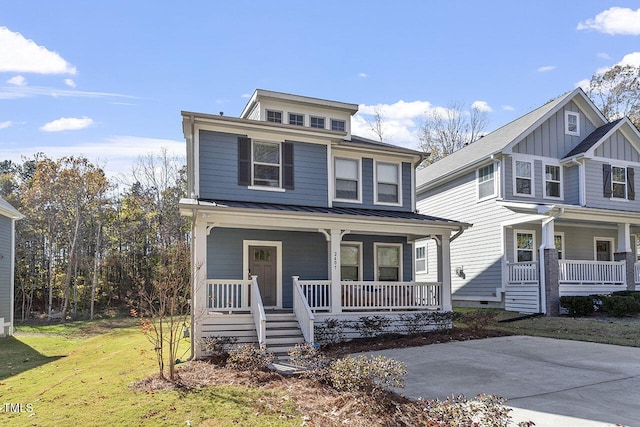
top-left (564, 165), bottom-right (580, 205)
top-left (555, 225), bottom-right (617, 261)
top-left (584, 159), bottom-right (640, 211)
top-left (198, 130), bottom-right (328, 206)
top-left (511, 101), bottom-right (597, 158)
top-left (0, 215), bottom-right (11, 325)
top-left (594, 130), bottom-right (640, 162)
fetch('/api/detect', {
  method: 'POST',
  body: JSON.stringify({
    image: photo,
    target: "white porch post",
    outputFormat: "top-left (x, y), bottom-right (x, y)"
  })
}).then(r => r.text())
top-left (329, 229), bottom-right (343, 314)
top-left (617, 223), bottom-right (631, 253)
top-left (439, 233), bottom-right (453, 312)
top-left (192, 213), bottom-right (209, 355)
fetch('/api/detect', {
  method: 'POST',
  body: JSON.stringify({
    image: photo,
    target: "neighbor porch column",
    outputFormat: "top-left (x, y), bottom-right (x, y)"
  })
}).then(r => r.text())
top-left (541, 218), bottom-right (559, 316)
top-left (436, 234), bottom-right (453, 312)
top-left (614, 223), bottom-right (635, 291)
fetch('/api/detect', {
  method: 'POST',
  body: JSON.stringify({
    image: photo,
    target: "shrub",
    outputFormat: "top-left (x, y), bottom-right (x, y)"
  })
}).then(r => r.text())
top-left (400, 311), bottom-right (456, 334)
top-left (328, 355), bottom-right (406, 395)
top-left (226, 344), bottom-right (275, 371)
top-left (315, 318), bottom-right (347, 345)
top-left (600, 295), bottom-right (640, 318)
top-left (458, 310), bottom-right (498, 331)
top-left (418, 394), bottom-right (534, 427)
top-left (612, 290), bottom-right (640, 303)
top-left (353, 315), bottom-right (391, 338)
top-left (560, 296), bottom-right (595, 317)
top-left (287, 343), bottom-right (331, 381)
top-left (198, 335), bottom-right (238, 365)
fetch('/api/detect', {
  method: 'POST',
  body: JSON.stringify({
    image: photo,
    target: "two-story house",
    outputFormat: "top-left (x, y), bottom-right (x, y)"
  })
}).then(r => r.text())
top-left (180, 89), bottom-right (467, 357)
top-left (0, 196), bottom-right (23, 337)
top-left (416, 88), bottom-right (640, 315)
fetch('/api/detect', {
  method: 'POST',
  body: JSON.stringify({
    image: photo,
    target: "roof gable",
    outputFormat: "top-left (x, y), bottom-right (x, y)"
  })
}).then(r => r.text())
top-left (563, 117), bottom-right (640, 161)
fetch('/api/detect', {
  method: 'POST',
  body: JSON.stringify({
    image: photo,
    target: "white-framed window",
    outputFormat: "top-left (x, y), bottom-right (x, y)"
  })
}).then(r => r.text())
top-left (375, 243), bottom-right (402, 281)
top-left (331, 119), bottom-right (346, 132)
top-left (515, 230), bottom-right (536, 262)
top-left (612, 166), bottom-right (627, 199)
top-left (334, 157), bottom-right (360, 201)
top-left (289, 113), bottom-right (304, 126)
top-left (252, 141), bottom-right (280, 187)
top-left (266, 110), bottom-right (282, 123)
top-left (375, 161), bottom-right (401, 205)
top-left (544, 163), bottom-right (562, 199)
top-left (565, 111), bottom-right (580, 136)
top-left (554, 232), bottom-right (564, 260)
top-left (514, 159), bottom-right (534, 197)
top-left (477, 163), bottom-right (496, 200)
top-left (310, 116), bottom-right (325, 129)
top-left (340, 242), bottom-right (362, 281)
top-left (594, 237), bottom-right (614, 261)
top-left (415, 244), bottom-right (427, 273)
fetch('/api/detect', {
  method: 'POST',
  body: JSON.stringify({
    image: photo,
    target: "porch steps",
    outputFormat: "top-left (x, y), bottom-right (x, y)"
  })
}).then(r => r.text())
top-left (265, 312), bottom-right (305, 358)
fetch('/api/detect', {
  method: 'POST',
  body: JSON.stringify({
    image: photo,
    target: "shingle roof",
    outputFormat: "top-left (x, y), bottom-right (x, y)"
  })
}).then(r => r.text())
top-left (344, 135), bottom-right (424, 158)
top-left (563, 119), bottom-right (623, 159)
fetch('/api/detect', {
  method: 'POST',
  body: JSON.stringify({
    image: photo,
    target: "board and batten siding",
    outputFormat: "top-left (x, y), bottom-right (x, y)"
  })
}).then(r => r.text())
top-left (198, 130), bottom-right (328, 206)
top-left (417, 169), bottom-right (525, 299)
top-left (0, 215), bottom-right (11, 329)
top-left (564, 165), bottom-right (580, 205)
top-left (511, 101), bottom-right (597, 158)
top-left (584, 159), bottom-right (640, 211)
top-left (594, 129), bottom-right (640, 162)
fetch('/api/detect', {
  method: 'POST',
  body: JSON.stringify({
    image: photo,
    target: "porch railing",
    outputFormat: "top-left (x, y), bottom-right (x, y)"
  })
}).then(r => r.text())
top-left (206, 279), bottom-right (251, 311)
top-left (559, 260), bottom-right (625, 285)
top-left (507, 261), bottom-right (538, 283)
top-left (341, 281), bottom-right (441, 310)
top-left (298, 280), bottom-right (331, 311)
top-left (250, 276), bottom-right (267, 347)
top-left (292, 276), bottom-right (314, 343)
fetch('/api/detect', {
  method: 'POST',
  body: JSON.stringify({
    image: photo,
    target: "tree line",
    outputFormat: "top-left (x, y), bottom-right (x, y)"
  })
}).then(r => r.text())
top-left (0, 149), bottom-right (189, 322)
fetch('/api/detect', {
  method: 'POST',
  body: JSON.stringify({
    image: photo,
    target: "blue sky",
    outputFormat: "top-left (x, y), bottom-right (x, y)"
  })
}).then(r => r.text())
top-left (2, 1), bottom-right (640, 176)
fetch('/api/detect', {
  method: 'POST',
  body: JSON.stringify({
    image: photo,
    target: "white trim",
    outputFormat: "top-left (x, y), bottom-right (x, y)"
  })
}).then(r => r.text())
top-left (592, 156), bottom-right (640, 168)
top-left (411, 165), bottom-right (416, 212)
top-left (594, 237), bottom-right (615, 261)
top-left (333, 156), bottom-right (363, 203)
top-left (374, 242), bottom-right (403, 281)
top-left (514, 229), bottom-right (537, 262)
top-left (610, 164), bottom-right (629, 201)
top-left (288, 112), bottom-right (305, 126)
top-left (248, 186), bottom-right (285, 193)
top-left (542, 162), bottom-right (563, 200)
top-left (340, 241), bottom-right (363, 281)
top-left (476, 162), bottom-right (497, 201)
top-left (265, 109), bottom-right (283, 123)
top-left (512, 157), bottom-right (535, 198)
top-left (251, 139), bottom-right (282, 189)
top-left (310, 115), bottom-right (326, 129)
top-left (565, 110), bottom-right (580, 136)
top-left (414, 241), bottom-right (428, 274)
top-left (554, 232), bottom-right (565, 259)
top-left (9, 218), bottom-right (15, 336)
top-left (194, 125), bottom-right (201, 197)
top-left (327, 143), bottom-right (333, 208)
top-left (243, 240), bottom-right (283, 309)
top-left (374, 160), bottom-right (403, 207)
top-left (330, 118), bottom-right (346, 132)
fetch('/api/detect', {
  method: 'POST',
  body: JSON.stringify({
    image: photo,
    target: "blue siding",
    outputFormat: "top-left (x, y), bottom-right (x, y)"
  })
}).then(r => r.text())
top-left (198, 130), bottom-right (328, 206)
top-left (343, 234), bottom-right (413, 281)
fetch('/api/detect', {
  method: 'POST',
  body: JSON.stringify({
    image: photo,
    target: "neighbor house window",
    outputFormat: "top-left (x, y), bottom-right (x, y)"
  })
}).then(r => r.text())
top-left (341, 243), bottom-right (362, 281)
top-left (376, 244), bottom-right (402, 281)
top-left (335, 158), bottom-right (359, 200)
top-left (612, 166), bottom-right (627, 199)
top-left (514, 159), bottom-right (533, 196)
top-left (331, 119), bottom-right (346, 132)
top-left (375, 161), bottom-right (400, 204)
top-left (603, 164), bottom-right (635, 200)
top-left (253, 141), bottom-right (280, 187)
top-left (266, 110), bottom-right (282, 123)
top-left (289, 113), bottom-right (304, 126)
top-left (565, 111), bottom-right (580, 136)
top-left (415, 245), bottom-right (427, 273)
top-left (515, 231), bottom-right (535, 262)
top-left (310, 116), bottom-right (325, 129)
top-left (544, 164), bottom-right (562, 198)
top-left (477, 164), bottom-right (496, 200)
top-left (554, 233), bottom-right (564, 259)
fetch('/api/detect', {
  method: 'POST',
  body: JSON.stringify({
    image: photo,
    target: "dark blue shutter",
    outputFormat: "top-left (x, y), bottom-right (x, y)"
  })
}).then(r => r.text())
top-left (603, 164), bottom-right (612, 198)
top-left (628, 167), bottom-right (635, 200)
top-left (283, 141), bottom-right (294, 190)
top-left (238, 137), bottom-right (251, 186)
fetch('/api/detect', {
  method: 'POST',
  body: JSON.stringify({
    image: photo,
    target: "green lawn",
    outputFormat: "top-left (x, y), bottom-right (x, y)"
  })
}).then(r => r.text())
top-left (0, 319), bottom-right (300, 426)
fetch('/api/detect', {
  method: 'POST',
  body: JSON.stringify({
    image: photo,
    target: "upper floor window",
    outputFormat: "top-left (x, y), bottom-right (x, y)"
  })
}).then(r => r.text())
top-left (310, 116), bottom-right (325, 129)
top-left (415, 245), bottom-right (427, 273)
top-left (375, 161), bottom-right (400, 204)
top-left (544, 164), bottom-right (562, 198)
top-left (335, 158), bottom-right (359, 201)
top-left (565, 111), bottom-right (579, 136)
top-left (266, 110), bottom-right (282, 123)
top-left (331, 119), bottom-right (346, 132)
top-left (514, 159), bottom-right (534, 196)
top-left (253, 141), bottom-right (280, 187)
top-left (238, 137), bottom-right (294, 190)
top-left (477, 164), bottom-right (495, 200)
top-left (603, 164), bottom-right (635, 200)
top-left (289, 113), bottom-right (304, 126)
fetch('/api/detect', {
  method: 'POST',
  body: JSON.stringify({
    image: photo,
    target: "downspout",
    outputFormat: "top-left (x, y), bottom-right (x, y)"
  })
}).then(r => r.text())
top-left (539, 207), bottom-right (565, 314)
top-left (450, 225), bottom-right (466, 243)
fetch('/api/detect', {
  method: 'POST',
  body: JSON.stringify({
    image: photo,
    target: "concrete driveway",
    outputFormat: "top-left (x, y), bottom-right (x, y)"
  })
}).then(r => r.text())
top-left (365, 336), bottom-right (640, 427)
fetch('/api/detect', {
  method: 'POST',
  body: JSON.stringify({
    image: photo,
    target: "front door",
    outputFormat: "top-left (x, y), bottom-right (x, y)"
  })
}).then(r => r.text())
top-left (248, 246), bottom-right (277, 306)
top-left (595, 239), bottom-right (613, 261)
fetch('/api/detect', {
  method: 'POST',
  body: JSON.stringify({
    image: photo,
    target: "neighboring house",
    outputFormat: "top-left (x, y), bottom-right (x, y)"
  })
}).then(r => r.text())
top-left (416, 88), bottom-right (640, 315)
top-left (0, 196), bottom-right (23, 337)
top-left (180, 89), bottom-right (467, 357)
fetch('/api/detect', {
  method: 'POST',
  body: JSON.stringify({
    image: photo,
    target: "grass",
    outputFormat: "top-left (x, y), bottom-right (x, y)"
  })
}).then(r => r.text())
top-left (0, 318), bottom-right (301, 426)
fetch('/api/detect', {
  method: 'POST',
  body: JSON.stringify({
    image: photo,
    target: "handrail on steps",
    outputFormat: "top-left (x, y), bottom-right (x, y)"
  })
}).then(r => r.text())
top-left (250, 276), bottom-right (267, 348)
top-left (292, 276), bottom-right (315, 344)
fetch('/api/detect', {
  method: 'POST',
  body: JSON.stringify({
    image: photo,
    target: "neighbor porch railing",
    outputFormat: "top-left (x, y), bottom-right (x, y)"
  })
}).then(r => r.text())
top-left (250, 276), bottom-right (267, 347)
top-left (507, 261), bottom-right (539, 283)
top-left (206, 279), bottom-right (251, 311)
top-left (341, 281), bottom-right (441, 310)
top-left (292, 276), bottom-right (314, 343)
top-left (559, 260), bottom-right (626, 285)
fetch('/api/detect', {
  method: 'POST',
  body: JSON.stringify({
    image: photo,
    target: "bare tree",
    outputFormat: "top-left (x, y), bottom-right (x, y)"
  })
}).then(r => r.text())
top-left (419, 102), bottom-right (488, 165)
top-left (587, 64), bottom-right (640, 128)
top-left (366, 107), bottom-right (386, 142)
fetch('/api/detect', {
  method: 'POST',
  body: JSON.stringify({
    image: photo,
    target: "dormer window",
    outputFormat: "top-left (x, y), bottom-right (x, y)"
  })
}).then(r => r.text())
top-left (331, 119), bottom-right (346, 132)
top-left (266, 110), bottom-right (282, 123)
top-left (565, 111), bottom-right (579, 136)
top-left (310, 116), bottom-right (325, 129)
top-left (289, 113), bottom-right (304, 126)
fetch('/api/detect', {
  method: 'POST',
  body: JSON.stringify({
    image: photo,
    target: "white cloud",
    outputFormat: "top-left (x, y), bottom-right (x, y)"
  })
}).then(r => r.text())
top-left (358, 72), bottom-right (368, 78)
top-left (472, 100), bottom-right (493, 112)
top-left (64, 78), bottom-right (76, 88)
top-left (241, 93), bottom-right (251, 98)
top-left (40, 116), bottom-right (94, 132)
top-left (576, 51), bottom-right (640, 89)
top-left (7, 75), bottom-right (27, 86)
top-left (502, 105), bottom-right (515, 111)
top-left (537, 65), bottom-right (556, 72)
top-left (0, 120), bottom-right (13, 129)
top-left (0, 85), bottom-right (134, 100)
top-left (577, 7), bottom-right (640, 35)
top-left (0, 26), bottom-right (77, 74)
top-left (597, 52), bottom-right (612, 60)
